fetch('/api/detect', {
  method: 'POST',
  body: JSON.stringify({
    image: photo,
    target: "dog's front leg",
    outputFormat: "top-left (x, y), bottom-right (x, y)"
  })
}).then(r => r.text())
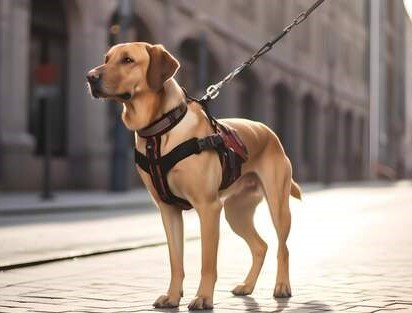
top-left (188, 200), bottom-right (222, 310)
top-left (153, 203), bottom-right (184, 308)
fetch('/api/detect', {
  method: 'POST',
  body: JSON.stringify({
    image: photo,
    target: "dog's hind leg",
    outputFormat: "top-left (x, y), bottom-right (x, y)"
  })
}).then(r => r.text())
top-left (258, 147), bottom-right (293, 298)
top-left (224, 174), bottom-right (267, 296)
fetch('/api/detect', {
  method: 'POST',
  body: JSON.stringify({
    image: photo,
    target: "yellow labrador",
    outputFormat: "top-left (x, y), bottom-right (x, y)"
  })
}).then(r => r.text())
top-left (87, 42), bottom-right (301, 310)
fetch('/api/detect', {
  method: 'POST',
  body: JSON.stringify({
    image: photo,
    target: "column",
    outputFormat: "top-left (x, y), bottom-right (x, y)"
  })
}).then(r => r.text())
top-left (67, 0), bottom-right (116, 189)
top-left (0, 0), bottom-right (34, 189)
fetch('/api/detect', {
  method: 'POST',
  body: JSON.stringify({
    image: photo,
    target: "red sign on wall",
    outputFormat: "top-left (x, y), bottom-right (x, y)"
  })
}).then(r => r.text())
top-left (35, 64), bottom-right (60, 85)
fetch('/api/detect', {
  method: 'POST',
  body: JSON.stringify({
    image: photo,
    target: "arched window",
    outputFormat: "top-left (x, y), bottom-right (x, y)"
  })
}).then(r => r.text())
top-left (344, 111), bottom-right (353, 166)
top-left (178, 37), bottom-right (219, 98)
top-left (29, 0), bottom-right (67, 156)
top-left (324, 105), bottom-right (339, 182)
top-left (271, 83), bottom-right (300, 176)
top-left (237, 68), bottom-right (258, 120)
top-left (107, 10), bottom-right (154, 190)
top-left (302, 95), bottom-right (319, 180)
top-left (109, 11), bottom-right (153, 46)
top-left (272, 83), bottom-right (295, 161)
top-left (352, 117), bottom-right (365, 179)
top-left (107, 12), bottom-right (154, 134)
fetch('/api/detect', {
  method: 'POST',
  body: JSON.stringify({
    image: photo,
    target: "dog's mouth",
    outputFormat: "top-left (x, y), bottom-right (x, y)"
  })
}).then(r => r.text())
top-left (88, 83), bottom-right (132, 101)
top-left (116, 92), bottom-right (132, 100)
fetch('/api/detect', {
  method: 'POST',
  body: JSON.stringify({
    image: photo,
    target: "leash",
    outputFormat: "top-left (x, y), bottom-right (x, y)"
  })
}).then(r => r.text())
top-left (199, 0), bottom-right (326, 104)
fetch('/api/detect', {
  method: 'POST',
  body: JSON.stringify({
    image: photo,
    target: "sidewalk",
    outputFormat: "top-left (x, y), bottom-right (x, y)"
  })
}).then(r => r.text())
top-left (0, 180), bottom-right (396, 215)
top-left (0, 189), bottom-right (154, 216)
top-left (0, 181), bottom-right (410, 271)
top-left (0, 181), bottom-right (411, 312)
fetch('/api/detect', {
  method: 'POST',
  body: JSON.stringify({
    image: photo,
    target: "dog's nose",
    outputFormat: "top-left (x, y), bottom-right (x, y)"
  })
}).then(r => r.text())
top-left (86, 70), bottom-right (101, 84)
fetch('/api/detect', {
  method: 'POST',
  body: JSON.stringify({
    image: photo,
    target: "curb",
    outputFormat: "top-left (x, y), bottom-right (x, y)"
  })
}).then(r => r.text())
top-left (2, 181), bottom-right (407, 216)
top-left (0, 191), bottom-right (154, 216)
top-left (0, 199), bottom-right (154, 216)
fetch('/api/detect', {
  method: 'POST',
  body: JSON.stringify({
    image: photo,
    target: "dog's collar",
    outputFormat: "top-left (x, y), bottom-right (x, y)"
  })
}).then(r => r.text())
top-left (136, 103), bottom-right (188, 138)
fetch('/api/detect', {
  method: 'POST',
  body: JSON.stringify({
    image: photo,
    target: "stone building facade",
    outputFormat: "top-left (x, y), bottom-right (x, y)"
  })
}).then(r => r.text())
top-left (405, 3), bottom-right (412, 178)
top-left (369, 0), bottom-right (412, 179)
top-left (0, 0), bottom-right (374, 190)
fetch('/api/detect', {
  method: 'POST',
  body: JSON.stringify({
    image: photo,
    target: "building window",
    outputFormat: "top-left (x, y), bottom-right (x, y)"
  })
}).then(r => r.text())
top-left (302, 96), bottom-right (316, 162)
top-left (237, 68), bottom-right (258, 120)
top-left (273, 83), bottom-right (295, 163)
top-left (344, 111), bottom-right (353, 172)
top-left (29, 0), bottom-right (67, 156)
top-left (107, 13), bottom-right (154, 141)
top-left (302, 95), bottom-right (319, 180)
top-left (178, 37), bottom-right (219, 98)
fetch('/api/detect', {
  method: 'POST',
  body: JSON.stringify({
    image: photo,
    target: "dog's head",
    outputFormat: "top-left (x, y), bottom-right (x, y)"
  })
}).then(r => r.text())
top-left (86, 42), bottom-right (180, 102)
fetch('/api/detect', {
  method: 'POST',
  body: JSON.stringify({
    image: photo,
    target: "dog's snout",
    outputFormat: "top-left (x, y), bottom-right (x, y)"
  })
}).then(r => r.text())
top-left (86, 70), bottom-right (101, 84)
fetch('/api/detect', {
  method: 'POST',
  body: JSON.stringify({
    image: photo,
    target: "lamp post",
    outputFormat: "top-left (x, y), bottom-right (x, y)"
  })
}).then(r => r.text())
top-left (110, 0), bottom-right (134, 191)
top-left (35, 64), bottom-right (59, 199)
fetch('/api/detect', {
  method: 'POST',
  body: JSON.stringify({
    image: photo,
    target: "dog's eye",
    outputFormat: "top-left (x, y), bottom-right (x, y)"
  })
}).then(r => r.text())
top-left (121, 57), bottom-right (134, 64)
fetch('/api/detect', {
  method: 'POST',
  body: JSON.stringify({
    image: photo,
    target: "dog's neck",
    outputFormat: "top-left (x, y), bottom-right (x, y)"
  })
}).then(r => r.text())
top-left (159, 79), bottom-right (186, 116)
top-left (121, 79), bottom-right (185, 131)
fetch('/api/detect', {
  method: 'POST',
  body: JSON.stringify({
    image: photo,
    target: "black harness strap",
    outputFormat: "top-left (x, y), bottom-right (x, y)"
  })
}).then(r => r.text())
top-left (161, 135), bottom-right (224, 173)
top-left (134, 149), bottom-right (149, 172)
top-left (145, 135), bottom-right (192, 210)
top-left (135, 135), bottom-right (225, 174)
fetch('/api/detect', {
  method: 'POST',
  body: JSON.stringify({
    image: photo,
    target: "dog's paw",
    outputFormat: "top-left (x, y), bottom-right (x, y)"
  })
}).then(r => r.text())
top-left (232, 283), bottom-right (254, 296)
top-left (273, 282), bottom-right (292, 298)
top-left (153, 294), bottom-right (180, 308)
top-left (187, 296), bottom-right (213, 310)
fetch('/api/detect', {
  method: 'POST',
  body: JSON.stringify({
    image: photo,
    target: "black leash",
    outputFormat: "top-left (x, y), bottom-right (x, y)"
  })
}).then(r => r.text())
top-left (199, 0), bottom-right (326, 104)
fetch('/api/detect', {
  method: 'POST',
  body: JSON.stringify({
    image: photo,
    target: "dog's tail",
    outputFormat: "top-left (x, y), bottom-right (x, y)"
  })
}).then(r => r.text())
top-left (290, 179), bottom-right (302, 200)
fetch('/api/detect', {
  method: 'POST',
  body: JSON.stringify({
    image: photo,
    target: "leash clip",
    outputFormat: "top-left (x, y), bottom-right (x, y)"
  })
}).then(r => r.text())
top-left (206, 84), bottom-right (221, 100)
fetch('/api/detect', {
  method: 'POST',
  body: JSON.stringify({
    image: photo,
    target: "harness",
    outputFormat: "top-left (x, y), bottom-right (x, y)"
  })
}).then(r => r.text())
top-left (134, 101), bottom-right (248, 210)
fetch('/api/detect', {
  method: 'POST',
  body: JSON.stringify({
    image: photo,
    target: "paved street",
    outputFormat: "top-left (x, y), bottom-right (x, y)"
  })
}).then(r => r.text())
top-left (0, 181), bottom-right (412, 312)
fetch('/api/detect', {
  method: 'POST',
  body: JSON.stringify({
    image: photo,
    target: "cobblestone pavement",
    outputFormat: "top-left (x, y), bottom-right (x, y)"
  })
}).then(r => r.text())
top-left (0, 182), bottom-right (411, 312)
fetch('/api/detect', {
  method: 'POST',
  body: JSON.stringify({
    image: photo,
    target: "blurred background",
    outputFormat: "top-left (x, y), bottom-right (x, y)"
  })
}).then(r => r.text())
top-left (1, 2), bottom-right (412, 300)
top-left (0, 0), bottom-right (412, 193)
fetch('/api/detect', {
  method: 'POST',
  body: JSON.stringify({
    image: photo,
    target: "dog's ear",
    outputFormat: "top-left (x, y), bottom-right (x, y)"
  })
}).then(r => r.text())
top-left (146, 44), bottom-right (180, 92)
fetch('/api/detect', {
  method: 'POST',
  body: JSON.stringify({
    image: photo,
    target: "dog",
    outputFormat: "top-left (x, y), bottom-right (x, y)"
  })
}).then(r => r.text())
top-left (87, 42), bottom-right (301, 310)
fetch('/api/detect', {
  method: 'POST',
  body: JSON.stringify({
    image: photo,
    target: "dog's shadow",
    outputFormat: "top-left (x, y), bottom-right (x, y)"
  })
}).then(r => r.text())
top-left (240, 295), bottom-right (261, 311)
top-left (150, 297), bottom-right (331, 312)
top-left (239, 296), bottom-right (331, 312)
top-left (152, 307), bottom-right (181, 313)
